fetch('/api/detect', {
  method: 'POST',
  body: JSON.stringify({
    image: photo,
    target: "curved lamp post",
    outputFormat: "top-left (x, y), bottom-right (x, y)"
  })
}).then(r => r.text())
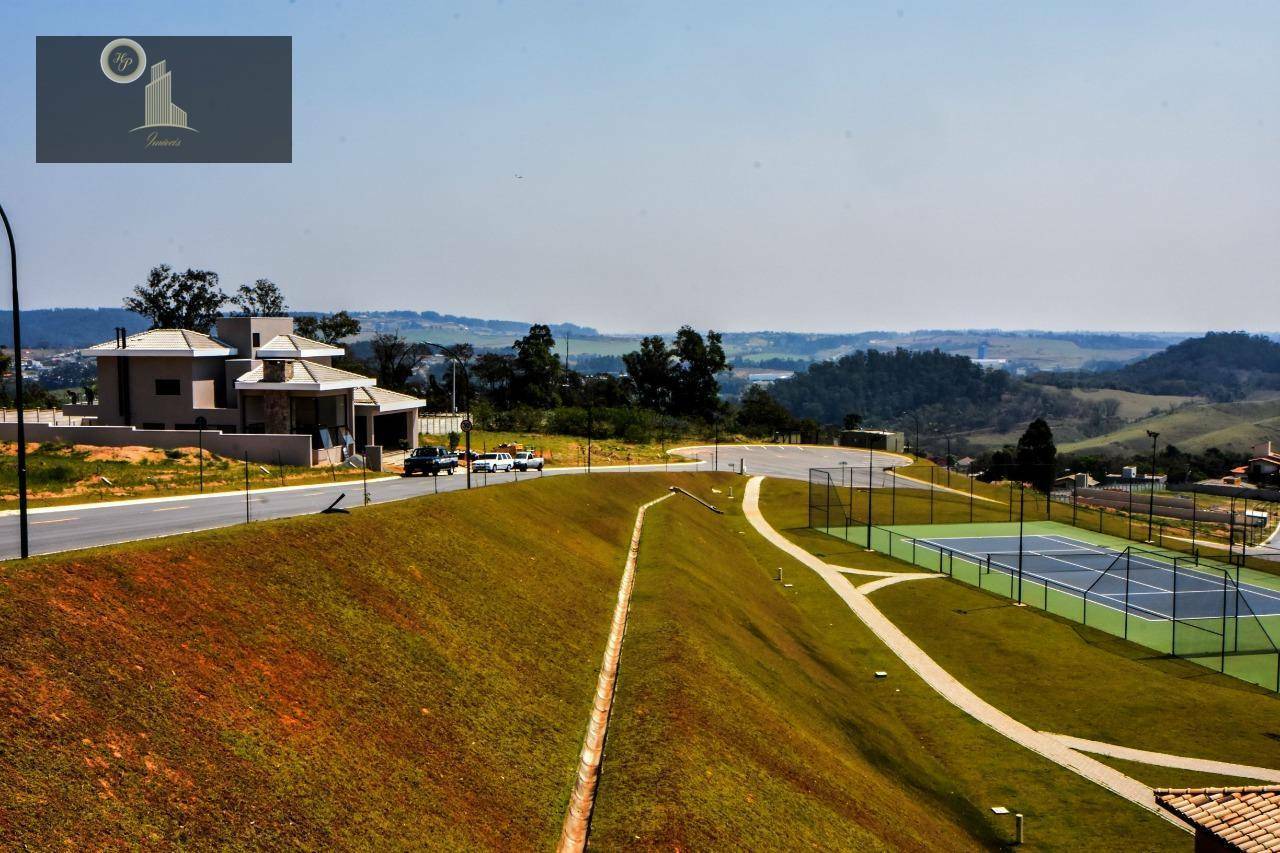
top-left (900, 410), bottom-right (921, 461)
top-left (423, 341), bottom-right (472, 489)
top-left (1, 202), bottom-right (27, 559)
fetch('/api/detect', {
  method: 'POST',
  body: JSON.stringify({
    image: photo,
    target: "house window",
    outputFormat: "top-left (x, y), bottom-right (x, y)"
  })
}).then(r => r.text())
top-left (154, 379), bottom-right (181, 396)
top-left (252, 332), bottom-right (261, 347)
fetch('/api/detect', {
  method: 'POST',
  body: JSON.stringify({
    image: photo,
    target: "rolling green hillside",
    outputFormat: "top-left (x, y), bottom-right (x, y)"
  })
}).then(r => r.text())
top-left (1059, 398), bottom-right (1280, 455)
top-left (590, 480), bottom-right (1184, 849)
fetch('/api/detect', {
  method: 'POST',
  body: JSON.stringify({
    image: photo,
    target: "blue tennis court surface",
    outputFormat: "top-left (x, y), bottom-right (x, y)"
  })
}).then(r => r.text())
top-left (915, 532), bottom-right (1280, 620)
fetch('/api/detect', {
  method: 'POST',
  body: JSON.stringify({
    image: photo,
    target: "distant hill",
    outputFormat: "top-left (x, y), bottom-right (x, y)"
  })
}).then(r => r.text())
top-left (769, 347), bottom-right (1015, 428)
top-left (1041, 332), bottom-right (1280, 401)
top-left (1, 308), bottom-right (148, 349)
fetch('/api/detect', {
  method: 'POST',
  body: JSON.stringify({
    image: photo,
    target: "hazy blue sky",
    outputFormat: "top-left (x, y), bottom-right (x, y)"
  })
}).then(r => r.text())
top-left (2, 2), bottom-right (1277, 333)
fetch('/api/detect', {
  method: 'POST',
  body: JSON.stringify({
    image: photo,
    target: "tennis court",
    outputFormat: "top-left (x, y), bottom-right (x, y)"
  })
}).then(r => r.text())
top-left (914, 532), bottom-right (1280, 620)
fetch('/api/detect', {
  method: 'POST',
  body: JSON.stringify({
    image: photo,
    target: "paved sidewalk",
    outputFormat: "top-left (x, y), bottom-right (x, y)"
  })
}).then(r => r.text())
top-left (1046, 733), bottom-right (1280, 783)
top-left (741, 476), bottom-right (1188, 831)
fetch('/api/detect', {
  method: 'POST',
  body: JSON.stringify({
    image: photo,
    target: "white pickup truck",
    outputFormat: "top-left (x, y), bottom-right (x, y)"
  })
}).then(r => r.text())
top-left (513, 451), bottom-right (544, 471)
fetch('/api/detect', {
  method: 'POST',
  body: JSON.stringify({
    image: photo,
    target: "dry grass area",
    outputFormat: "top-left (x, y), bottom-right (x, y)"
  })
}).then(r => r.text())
top-left (0, 441), bottom-right (367, 507)
top-left (0, 473), bottom-right (731, 847)
top-left (419, 429), bottom-right (681, 467)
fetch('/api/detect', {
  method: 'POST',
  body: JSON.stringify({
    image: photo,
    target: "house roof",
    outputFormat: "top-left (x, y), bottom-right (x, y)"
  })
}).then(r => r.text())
top-left (235, 360), bottom-right (375, 391)
top-left (82, 329), bottom-right (235, 357)
top-left (255, 333), bottom-right (345, 359)
top-left (354, 385), bottom-right (425, 413)
top-left (1156, 786), bottom-right (1280, 851)
top-left (1250, 455), bottom-right (1280, 467)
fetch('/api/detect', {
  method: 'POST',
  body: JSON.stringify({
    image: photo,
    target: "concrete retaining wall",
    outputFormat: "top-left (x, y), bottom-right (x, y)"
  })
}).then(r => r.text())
top-left (0, 422), bottom-right (313, 467)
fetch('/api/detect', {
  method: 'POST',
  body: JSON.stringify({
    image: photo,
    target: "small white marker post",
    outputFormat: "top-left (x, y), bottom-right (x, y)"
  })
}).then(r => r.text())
top-left (990, 807), bottom-right (1023, 845)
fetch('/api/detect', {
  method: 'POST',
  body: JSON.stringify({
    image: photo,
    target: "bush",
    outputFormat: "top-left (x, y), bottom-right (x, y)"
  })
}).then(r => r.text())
top-left (164, 449), bottom-right (184, 460)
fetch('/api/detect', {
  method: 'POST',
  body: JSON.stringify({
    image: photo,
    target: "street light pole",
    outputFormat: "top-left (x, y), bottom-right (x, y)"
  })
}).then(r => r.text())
top-left (1, 202), bottom-right (28, 559)
top-left (423, 341), bottom-right (471, 488)
top-left (1146, 429), bottom-right (1160, 542)
top-left (901, 411), bottom-right (921, 460)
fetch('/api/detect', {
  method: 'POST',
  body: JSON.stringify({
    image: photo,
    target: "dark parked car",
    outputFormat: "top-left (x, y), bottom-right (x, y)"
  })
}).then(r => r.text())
top-left (403, 446), bottom-right (459, 476)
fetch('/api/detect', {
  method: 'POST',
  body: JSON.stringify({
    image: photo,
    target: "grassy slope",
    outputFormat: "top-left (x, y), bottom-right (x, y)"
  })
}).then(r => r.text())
top-left (1060, 398), bottom-right (1280, 455)
top-left (786, 458), bottom-right (1280, 768)
top-left (1067, 388), bottom-right (1199, 421)
top-left (869, 573), bottom-right (1280, 770)
top-left (590, 480), bottom-right (1184, 849)
top-left (0, 473), bottom-right (720, 848)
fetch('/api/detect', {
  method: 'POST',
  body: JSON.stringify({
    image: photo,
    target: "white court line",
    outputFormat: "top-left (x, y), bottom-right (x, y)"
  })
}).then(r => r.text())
top-left (1041, 533), bottom-right (1280, 608)
top-left (914, 538), bottom-right (1225, 622)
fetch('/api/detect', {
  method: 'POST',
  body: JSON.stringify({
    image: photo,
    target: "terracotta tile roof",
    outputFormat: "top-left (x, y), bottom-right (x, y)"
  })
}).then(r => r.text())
top-left (235, 359), bottom-right (375, 389)
top-left (354, 385), bottom-right (425, 411)
top-left (255, 333), bottom-right (344, 358)
top-left (1156, 786), bottom-right (1280, 850)
top-left (83, 328), bottom-right (233, 355)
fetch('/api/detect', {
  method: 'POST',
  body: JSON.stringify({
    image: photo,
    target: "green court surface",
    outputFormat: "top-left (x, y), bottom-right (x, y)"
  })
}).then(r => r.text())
top-left (816, 519), bottom-right (1280, 693)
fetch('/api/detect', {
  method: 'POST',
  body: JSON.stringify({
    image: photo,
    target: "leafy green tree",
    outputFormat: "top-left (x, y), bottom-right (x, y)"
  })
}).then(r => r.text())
top-left (1016, 418), bottom-right (1057, 492)
top-left (123, 265), bottom-right (227, 332)
top-left (623, 336), bottom-right (675, 411)
top-left (472, 352), bottom-right (516, 410)
top-left (670, 326), bottom-right (729, 419)
top-left (736, 386), bottom-right (796, 437)
top-left (512, 324), bottom-right (562, 408)
top-left (842, 412), bottom-right (863, 430)
top-left (231, 279), bottom-right (288, 316)
top-left (293, 310), bottom-right (361, 344)
top-left (366, 332), bottom-right (430, 392)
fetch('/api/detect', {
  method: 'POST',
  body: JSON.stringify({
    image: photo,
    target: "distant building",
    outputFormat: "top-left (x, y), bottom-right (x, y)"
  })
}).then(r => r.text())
top-left (973, 358), bottom-right (1009, 371)
top-left (1248, 441), bottom-right (1280, 486)
top-left (1101, 467), bottom-right (1167, 491)
top-left (838, 428), bottom-right (904, 453)
top-left (30, 315), bottom-right (424, 466)
top-left (747, 371), bottom-right (794, 385)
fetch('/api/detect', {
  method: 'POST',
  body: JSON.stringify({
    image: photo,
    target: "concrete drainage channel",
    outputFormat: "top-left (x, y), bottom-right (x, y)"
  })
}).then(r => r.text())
top-left (558, 486), bottom-right (724, 852)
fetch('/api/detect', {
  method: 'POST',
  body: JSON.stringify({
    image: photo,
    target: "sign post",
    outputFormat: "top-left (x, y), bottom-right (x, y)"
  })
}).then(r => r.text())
top-left (461, 418), bottom-right (473, 490)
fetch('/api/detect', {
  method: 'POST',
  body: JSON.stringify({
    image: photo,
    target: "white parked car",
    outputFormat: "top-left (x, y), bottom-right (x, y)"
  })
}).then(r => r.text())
top-left (472, 452), bottom-right (514, 473)
top-left (513, 451), bottom-right (544, 471)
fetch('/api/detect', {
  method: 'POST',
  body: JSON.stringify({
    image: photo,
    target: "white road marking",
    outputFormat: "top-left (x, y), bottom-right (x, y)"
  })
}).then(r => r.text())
top-left (33, 516), bottom-right (78, 525)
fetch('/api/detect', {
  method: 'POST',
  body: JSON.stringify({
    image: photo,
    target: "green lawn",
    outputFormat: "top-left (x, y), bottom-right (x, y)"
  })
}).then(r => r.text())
top-left (590, 477), bottom-right (1186, 849)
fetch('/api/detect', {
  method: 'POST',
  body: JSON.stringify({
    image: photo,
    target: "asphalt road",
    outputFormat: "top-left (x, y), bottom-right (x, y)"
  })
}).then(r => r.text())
top-left (0, 444), bottom-right (919, 560)
top-left (675, 443), bottom-right (921, 488)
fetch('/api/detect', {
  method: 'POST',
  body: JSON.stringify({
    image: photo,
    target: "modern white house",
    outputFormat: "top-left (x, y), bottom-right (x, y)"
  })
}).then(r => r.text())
top-left (38, 315), bottom-right (424, 466)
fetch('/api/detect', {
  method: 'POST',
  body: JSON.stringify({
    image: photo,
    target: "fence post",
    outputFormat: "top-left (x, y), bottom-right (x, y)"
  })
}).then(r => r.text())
top-left (891, 467), bottom-right (897, 525)
top-left (1119, 552), bottom-right (1133, 638)
top-left (1221, 572), bottom-right (1228, 674)
top-left (243, 452), bottom-right (251, 524)
top-left (969, 474), bottom-right (974, 523)
top-left (929, 466), bottom-right (935, 524)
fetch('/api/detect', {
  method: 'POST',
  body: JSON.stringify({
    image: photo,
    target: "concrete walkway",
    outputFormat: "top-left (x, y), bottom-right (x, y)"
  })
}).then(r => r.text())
top-left (1045, 734), bottom-right (1280, 783)
top-left (741, 476), bottom-right (1189, 831)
